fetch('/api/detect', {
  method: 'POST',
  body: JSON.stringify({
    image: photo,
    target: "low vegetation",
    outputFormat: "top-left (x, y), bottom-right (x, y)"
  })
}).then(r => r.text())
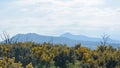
top-left (0, 42), bottom-right (120, 68)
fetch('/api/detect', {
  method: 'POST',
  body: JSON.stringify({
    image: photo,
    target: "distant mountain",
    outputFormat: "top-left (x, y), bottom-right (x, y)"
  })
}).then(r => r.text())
top-left (60, 32), bottom-right (116, 42)
top-left (60, 32), bottom-right (100, 41)
top-left (11, 33), bottom-right (77, 46)
top-left (8, 33), bottom-right (120, 49)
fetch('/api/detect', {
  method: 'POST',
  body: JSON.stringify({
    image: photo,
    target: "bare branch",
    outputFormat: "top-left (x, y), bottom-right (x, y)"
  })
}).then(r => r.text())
top-left (1, 31), bottom-right (11, 44)
top-left (100, 34), bottom-right (110, 46)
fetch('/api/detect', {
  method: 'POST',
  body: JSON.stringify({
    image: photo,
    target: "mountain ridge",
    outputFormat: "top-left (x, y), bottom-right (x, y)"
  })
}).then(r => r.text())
top-left (3, 33), bottom-right (120, 49)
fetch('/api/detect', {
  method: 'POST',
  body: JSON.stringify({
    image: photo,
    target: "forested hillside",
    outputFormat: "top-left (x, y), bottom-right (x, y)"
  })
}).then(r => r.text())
top-left (0, 42), bottom-right (120, 68)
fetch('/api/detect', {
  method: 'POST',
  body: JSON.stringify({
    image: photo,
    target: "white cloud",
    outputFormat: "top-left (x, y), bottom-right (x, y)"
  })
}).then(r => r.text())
top-left (0, 0), bottom-right (120, 40)
top-left (9, 0), bottom-right (106, 7)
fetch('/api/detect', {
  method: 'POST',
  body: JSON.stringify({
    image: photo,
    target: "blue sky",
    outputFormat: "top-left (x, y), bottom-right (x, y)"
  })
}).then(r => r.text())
top-left (0, 0), bottom-right (120, 40)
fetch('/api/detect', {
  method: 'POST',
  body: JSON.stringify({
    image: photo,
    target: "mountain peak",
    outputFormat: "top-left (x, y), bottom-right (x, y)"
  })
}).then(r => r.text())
top-left (61, 32), bottom-right (73, 36)
top-left (26, 33), bottom-right (39, 35)
top-left (3, 33), bottom-right (119, 48)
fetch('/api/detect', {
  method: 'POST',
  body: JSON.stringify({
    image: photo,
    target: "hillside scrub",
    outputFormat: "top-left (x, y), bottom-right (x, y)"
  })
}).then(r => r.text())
top-left (0, 42), bottom-right (120, 68)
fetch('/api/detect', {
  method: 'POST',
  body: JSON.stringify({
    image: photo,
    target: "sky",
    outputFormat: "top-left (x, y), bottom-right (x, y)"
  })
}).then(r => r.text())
top-left (0, 0), bottom-right (120, 40)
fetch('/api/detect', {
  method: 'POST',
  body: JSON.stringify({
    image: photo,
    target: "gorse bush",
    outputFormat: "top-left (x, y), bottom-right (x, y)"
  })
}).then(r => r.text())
top-left (0, 42), bottom-right (120, 68)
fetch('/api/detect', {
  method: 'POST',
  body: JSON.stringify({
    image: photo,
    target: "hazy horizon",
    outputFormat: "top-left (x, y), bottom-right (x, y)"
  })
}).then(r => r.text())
top-left (0, 0), bottom-right (120, 41)
top-left (0, 32), bottom-right (120, 42)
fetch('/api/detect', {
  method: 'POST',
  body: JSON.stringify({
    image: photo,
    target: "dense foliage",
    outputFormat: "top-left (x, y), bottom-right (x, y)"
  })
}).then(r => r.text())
top-left (0, 42), bottom-right (120, 68)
